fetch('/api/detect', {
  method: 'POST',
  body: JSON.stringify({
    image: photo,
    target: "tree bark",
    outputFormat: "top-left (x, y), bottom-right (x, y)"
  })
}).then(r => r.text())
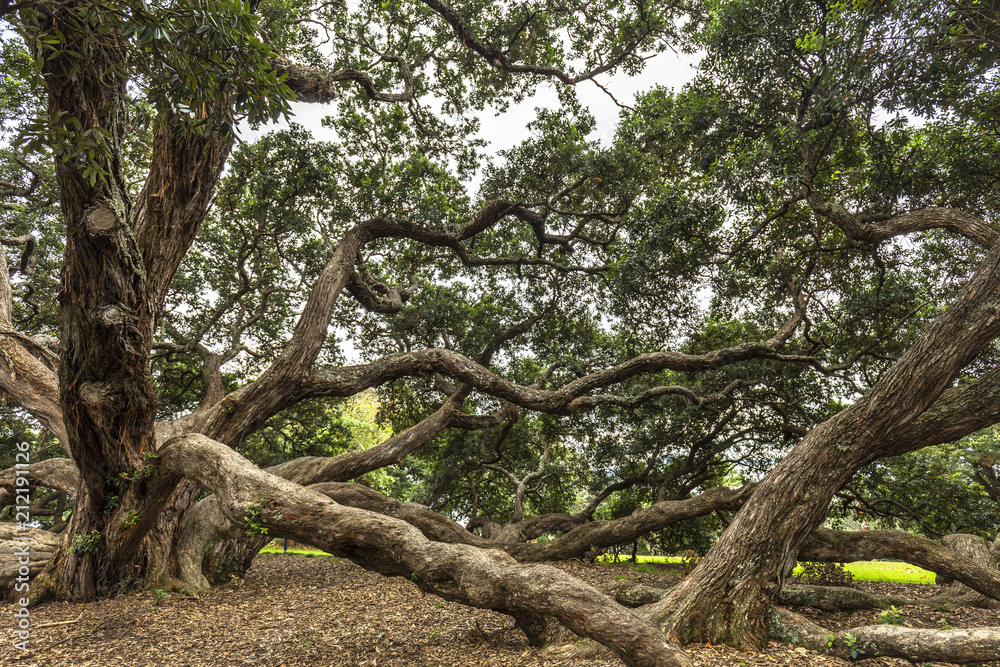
top-left (933, 534), bottom-right (999, 608)
top-left (153, 433), bottom-right (693, 667)
top-left (643, 230), bottom-right (1000, 648)
top-left (769, 607), bottom-right (1000, 663)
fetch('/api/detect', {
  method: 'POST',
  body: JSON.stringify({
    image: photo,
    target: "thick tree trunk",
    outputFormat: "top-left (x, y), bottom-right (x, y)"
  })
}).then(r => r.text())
top-left (642, 235), bottom-right (1000, 648)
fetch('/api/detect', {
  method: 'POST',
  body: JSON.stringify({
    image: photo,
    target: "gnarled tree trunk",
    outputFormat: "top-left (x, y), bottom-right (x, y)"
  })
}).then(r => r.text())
top-left (642, 231), bottom-right (1000, 648)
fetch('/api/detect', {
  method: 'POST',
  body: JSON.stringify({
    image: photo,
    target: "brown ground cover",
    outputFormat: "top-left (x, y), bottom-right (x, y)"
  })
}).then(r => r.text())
top-left (2, 554), bottom-right (998, 667)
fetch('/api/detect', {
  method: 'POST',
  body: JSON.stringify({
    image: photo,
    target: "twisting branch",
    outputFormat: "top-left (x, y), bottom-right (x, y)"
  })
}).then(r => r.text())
top-left (808, 199), bottom-right (1000, 250)
top-left (0, 235), bottom-right (36, 276)
top-left (301, 301), bottom-right (803, 416)
top-left (418, 0), bottom-right (662, 86)
top-left (271, 56), bottom-right (416, 103)
top-left (152, 433), bottom-right (694, 667)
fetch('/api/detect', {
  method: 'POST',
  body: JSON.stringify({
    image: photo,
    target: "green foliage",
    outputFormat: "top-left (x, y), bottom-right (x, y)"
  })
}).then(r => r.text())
top-left (833, 427), bottom-right (1000, 539)
top-left (679, 549), bottom-right (701, 575)
top-left (843, 632), bottom-right (864, 660)
top-left (877, 606), bottom-right (903, 625)
top-left (68, 531), bottom-right (102, 555)
top-left (798, 562), bottom-right (855, 587)
top-left (243, 500), bottom-right (269, 537)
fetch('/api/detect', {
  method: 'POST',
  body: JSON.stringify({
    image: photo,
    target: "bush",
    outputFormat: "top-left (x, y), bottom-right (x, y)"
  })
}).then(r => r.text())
top-left (799, 562), bottom-right (854, 587)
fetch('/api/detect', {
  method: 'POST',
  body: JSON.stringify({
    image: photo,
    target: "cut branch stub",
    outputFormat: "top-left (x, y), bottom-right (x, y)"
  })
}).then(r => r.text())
top-left (96, 305), bottom-right (123, 327)
top-left (85, 207), bottom-right (117, 233)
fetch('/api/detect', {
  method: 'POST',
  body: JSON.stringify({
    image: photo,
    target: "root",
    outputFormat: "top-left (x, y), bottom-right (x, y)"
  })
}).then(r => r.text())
top-left (769, 607), bottom-right (1000, 663)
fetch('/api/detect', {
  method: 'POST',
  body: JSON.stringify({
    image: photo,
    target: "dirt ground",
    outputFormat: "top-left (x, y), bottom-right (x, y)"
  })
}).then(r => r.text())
top-left (2, 554), bottom-right (999, 667)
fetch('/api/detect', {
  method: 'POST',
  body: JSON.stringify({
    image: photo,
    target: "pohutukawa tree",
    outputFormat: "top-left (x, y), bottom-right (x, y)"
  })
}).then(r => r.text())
top-left (1, 0), bottom-right (999, 664)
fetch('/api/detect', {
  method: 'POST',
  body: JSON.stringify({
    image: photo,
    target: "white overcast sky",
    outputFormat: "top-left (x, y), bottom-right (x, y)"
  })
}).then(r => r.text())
top-left (236, 50), bottom-right (702, 363)
top-left (239, 49), bottom-right (702, 191)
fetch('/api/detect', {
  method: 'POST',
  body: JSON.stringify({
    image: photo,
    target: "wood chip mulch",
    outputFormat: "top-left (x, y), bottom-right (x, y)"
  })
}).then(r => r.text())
top-left (1, 555), bottom-right (997, 666)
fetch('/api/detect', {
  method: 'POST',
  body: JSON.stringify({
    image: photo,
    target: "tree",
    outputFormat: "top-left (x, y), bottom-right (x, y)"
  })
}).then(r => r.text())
top-left (2, 0), bottom-right (1000, 665)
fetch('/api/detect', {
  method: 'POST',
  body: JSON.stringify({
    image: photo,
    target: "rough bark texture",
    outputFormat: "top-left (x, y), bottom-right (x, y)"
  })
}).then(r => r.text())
top-left (934, 534), bottom-right (999, 608)
top-left (32, 0), bottom-right (162, 601)
top-left (769, 607), bottom-right (1000, 663)
top-left (645, 222), bottom-right (1000, 648)
top-left (153, 433), bottom-right (692, 667)
top-left (0, 524), bottom-right (61, 590)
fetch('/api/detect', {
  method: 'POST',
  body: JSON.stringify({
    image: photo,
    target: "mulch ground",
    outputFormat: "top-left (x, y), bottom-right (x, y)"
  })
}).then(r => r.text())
top-left (2, 555), bottom-right (998, 667)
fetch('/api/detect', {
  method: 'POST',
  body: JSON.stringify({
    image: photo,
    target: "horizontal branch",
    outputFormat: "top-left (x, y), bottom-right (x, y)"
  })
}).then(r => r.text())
top-left (303, 316), bottom-right (801, 416)
top-left (810, 202), bottom-right (1000, 250)
top-left (272, 56), bottom-right (414, 103)
top-left (770, 607), bottom-right (1000, 664)
top-left (0, 458), bottom-right (79, 500)
top-left (155, 433), bottom-right (691, 667)
top-left (799, 527), bottom-right (1000, 602)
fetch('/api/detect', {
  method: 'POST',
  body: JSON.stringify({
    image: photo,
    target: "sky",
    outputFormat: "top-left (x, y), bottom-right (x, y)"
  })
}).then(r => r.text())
top-left (238, 49), bottom-right (702, 193)
top-left (236, 50), bottom-right (703, 364)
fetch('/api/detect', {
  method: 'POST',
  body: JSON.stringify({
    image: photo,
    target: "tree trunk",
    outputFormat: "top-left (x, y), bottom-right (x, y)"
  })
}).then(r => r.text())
top-left (642, 236), bottom-right (1000, 648)
top-left (933, 534), bottom-right (999, 608)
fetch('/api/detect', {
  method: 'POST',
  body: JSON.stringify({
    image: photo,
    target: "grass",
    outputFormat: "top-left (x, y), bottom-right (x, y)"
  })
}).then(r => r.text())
top-left (263, 548), bottom-right (936, 585)
top-left (828, 561), bottom-right (936, 585)
top-left (599, 555), bottom-right (936, 585)
top-left (260, 546), bottom-right (339, 559)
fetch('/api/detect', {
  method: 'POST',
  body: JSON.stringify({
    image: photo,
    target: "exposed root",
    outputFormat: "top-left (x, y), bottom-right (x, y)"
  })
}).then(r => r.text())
top-left (769, 606), bottom-right (1000, 663)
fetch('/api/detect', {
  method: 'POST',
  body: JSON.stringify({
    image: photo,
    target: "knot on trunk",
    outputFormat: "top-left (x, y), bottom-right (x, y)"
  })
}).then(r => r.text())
top-left (79, 381), bottom-right (111, 407)
top-left (85, 206), bottom-right (118, 234)
top-left (97, 305), bottom-right (123, 326)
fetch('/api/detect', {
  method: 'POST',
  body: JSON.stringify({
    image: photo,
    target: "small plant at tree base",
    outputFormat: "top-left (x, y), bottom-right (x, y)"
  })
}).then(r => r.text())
top-left (243, 500), bottom-right (268, 536)
top-left (938, 617), bottom-right (955, 630)
top-left (152, 588), bottom-right (167, 606)
top-left (826, 632), bottom-right (836, 648)
top-left (877, 605), bottom-right (903, 625)
top-left (104, 494), bottom-right (121, 516)
top-left (68, 531), bottom-right (101, 555)
top-left (799, 562), bottom-right (854, 587)
top-left (843, 633), bottom-right (864, 660)
top-left (680, 549), bottom-right (701, 575)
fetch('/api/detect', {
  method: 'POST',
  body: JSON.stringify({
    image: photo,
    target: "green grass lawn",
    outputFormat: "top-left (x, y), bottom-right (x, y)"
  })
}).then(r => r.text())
top-left (260, 545), bottom-right (338, 558)
top-left (261, 548), bottom-right (936, 585)
top-left (600, 555), bottom-right (936, 585)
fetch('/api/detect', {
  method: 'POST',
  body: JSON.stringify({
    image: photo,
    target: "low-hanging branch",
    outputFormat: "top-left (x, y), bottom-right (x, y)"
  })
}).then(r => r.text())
top-left (151, 433), bottom-right (694, 667)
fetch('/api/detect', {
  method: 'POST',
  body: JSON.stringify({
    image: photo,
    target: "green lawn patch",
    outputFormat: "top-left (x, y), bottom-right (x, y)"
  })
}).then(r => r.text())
top-left (828, 561), bottom-right (936, 585)
top-left (260, 546), bottom-right (339, 559)
top-left (599, 555), bottom-right (936, 584)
